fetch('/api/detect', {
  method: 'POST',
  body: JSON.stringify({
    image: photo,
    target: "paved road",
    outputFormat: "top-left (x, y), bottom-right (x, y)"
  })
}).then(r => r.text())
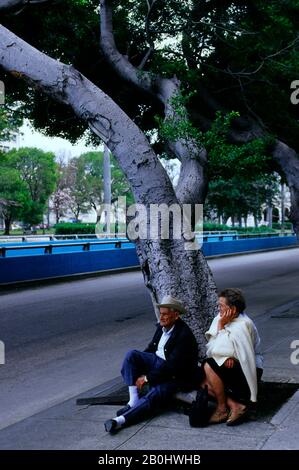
top-left (0, 247), bottom-right (299, 430)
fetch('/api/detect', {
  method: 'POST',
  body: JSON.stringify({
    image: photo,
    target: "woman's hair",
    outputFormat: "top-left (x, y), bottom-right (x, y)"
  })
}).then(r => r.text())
top-left (219, 288), bottom-right (246, 313)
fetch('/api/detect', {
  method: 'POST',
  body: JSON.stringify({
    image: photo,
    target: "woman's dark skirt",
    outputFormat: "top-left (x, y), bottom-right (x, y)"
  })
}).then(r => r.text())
top-left (203, 357), bottom-right (251, 404)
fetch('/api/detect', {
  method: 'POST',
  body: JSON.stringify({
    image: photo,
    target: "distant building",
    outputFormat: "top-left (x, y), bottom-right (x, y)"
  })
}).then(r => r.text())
top-left (0, 131), bottom-right (23, 152)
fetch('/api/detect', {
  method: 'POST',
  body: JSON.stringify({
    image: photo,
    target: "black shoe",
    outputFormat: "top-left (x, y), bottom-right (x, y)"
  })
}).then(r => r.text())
top-left (116, 404), bottom-right (131, 417)
top-left (104, 419), bottom-right (118, 434)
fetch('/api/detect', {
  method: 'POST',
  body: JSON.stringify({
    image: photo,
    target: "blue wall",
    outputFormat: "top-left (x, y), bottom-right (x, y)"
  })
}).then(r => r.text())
top-left (0, 247), bottom-right (139, 285)
top-left (0, 236), bottom-right (297, 285)
top-left (201, 235), bottom-right (297, 257)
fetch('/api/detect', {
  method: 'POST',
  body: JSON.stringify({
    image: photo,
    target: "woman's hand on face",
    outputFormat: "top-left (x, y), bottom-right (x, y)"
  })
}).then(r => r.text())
top-left (219, 307), bottom-right (236, 328)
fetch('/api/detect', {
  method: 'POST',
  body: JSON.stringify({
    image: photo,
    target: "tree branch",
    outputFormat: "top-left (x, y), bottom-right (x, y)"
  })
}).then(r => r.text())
top-left (143, 0), bottom-right (158, 63)
top-left (0, 24), bottom-right (175, 206)
top-left (100, 0), bottom-right (207, 205)
top-left (0, 0), bottom-right (50, 13)
top-left (100, 0), bottom-right (153, 93)
top-left (228, 116), bottom-right (299, 237)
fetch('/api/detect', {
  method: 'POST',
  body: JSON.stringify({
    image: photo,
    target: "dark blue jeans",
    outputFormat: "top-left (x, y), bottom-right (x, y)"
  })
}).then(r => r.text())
top-left (121, 349), bottom-right (166, 385)
top-left (120, 349), bottom-right (178, 426)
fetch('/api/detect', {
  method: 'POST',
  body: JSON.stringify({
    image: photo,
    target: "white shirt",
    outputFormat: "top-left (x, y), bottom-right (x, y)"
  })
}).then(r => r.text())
top-left (156, 325), bottom-right (175, 360)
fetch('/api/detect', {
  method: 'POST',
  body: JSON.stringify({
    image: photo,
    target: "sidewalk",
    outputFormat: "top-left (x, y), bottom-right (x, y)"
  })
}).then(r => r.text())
top-left (0, 303), bottom-right (298, 450)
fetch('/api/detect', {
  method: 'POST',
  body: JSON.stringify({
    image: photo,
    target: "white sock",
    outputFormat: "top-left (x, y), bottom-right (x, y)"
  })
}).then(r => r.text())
top-left (128, 385), bottom-right (139, 407)
top-left (114, 415), bottom-right (126, 429)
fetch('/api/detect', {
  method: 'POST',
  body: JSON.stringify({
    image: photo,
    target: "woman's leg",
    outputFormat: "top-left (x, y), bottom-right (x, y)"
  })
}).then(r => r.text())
top-left (226, 396), bottom-right (246, 413)
top-left (203, 362), bottom-right (227, 413)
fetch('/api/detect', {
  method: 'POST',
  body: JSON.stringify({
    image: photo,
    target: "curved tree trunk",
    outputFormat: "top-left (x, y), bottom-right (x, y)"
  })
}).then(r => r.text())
top-left (0, 23), bottom-right (218, 355)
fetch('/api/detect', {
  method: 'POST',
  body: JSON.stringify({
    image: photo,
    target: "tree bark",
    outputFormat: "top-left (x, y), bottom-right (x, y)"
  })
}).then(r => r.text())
top-left (0, 23), bottom-right (218, 351)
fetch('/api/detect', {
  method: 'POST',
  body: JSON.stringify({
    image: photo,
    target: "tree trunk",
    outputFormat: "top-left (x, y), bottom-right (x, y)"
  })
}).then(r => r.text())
top-left (75, 212), bottom-right (80, 223)
top-left (55, 210), bottom-right (59, 225)
top-left (272, 142), bottom-right (299, 238)
top-left (267, 205), bottom-right (273, 229)
top-left (281, 183), bottom-right (285, 232)
top-left (103, 144), bottom-right (111, 234)
top-left (4, 217), bottom-right (11, 236)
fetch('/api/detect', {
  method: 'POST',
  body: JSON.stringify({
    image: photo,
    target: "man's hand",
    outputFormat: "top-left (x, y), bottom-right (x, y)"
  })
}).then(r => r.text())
top-left (224, 358), bottom-right (235, 368)
top-left (135, 375), bottom-right (147, 390)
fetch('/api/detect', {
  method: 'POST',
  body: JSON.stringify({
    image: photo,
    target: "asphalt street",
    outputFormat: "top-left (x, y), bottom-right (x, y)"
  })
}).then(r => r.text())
top-left (0, 247), bottom-right (298, 431)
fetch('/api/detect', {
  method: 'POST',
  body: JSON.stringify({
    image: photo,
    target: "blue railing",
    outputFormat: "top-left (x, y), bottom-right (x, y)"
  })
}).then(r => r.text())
top-left (0, 239), bottom-right (131, 258)
top-left (0, 233), bottom-right (297, 285)
top-left (0, 231), bottom-right (295, 258)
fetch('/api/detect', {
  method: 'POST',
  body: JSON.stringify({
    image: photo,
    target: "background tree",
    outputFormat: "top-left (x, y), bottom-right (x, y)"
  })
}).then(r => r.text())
top-left (203, 112), bottom-right (280, 227)
top-left (63, 157), bottom-right (91, 222)
top-left (74, 151), bottom-right (133, 222)
top-left (0, 103), bottom-right (23, 142)
top-left (6, 147), bottom-right (57, 225)
top-left (0, 154), bottom-right (26, 234)
top-left (205, 176), bottom-right (279, 228)
top-left (49, 158), bottom-right (71, 225)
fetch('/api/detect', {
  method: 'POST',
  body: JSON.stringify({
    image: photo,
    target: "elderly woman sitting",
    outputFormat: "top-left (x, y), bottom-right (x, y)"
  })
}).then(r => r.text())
top-left (201, 288), bottom-right (260, 426)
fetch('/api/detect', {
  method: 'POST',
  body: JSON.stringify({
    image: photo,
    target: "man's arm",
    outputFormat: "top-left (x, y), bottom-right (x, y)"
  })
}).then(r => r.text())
top-left (146, 328), bottom-right (198, 385)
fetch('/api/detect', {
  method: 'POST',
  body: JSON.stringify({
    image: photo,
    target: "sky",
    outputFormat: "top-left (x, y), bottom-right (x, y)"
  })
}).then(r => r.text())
top-left (16, 119), bottom-right (99, 161)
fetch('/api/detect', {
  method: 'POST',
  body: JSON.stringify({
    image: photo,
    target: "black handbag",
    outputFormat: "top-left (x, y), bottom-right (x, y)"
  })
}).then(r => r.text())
top-left (188, 386), bottom-right (209, 427)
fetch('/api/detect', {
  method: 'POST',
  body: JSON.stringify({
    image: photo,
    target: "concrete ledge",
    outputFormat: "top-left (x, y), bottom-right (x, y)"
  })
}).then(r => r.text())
top-left (270, 389), bottom-right (299, 426)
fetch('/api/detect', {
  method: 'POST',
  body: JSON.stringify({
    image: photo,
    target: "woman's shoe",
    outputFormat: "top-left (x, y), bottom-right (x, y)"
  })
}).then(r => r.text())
top-left (208, 409), bottom-right (228, 424)
top-left (226, 407), bottom-right (248, 426)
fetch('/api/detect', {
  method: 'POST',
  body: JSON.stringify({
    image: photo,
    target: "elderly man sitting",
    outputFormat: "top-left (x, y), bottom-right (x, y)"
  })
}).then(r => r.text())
top-left (104, 295), bottom-right (199, 433)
